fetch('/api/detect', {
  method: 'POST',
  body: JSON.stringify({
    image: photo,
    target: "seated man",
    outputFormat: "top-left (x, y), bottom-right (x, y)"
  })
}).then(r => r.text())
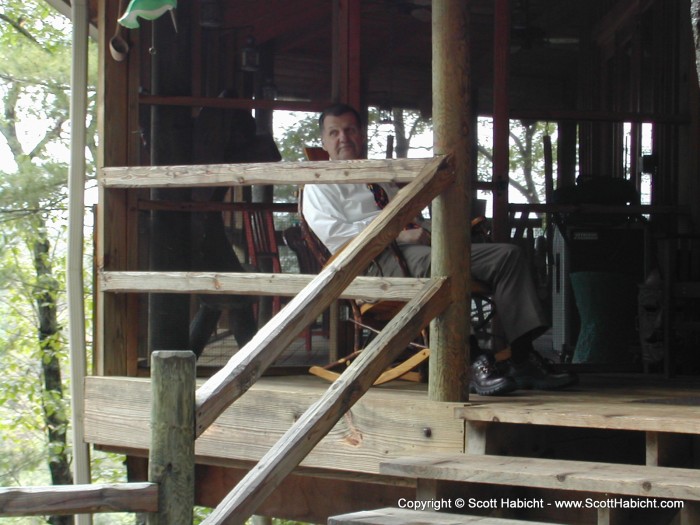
top-left (303, 103), bottom-right (576, 396)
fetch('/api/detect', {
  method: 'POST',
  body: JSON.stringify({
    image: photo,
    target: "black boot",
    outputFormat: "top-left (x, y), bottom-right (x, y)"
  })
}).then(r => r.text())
top-left (469, 354), bottom-right (518, 396)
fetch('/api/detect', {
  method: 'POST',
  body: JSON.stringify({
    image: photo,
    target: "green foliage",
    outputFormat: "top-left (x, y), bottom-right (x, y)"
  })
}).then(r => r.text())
top-left (0, 2), bottom-right (103, 523)
top-left (477, 118), bottom-right (556, 204)
top-left (274, 111), bottom-right (322, 161)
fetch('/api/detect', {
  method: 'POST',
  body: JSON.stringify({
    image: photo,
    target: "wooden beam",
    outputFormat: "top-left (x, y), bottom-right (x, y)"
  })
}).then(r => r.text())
top-left (95, 0), bottom-right (134, 376)
top-left (100, 157), bottom-right (436, 188)
top-left (491, 0), bottom-right (511, 243)
top-left (509, 108), bottom-right (690, 124)
top-left (0, 483), bottom-right (158, 516)
top-left (333, 0), bottom-right (361, 108)
top-left (201, 278), bottom-right (452, 525)
top-left (194, 155), bottom-right (455, 437)
top-left (430, 0), bottom-right (471, 401)
top-left (99, 271), bottom-right (428, 303)
top-left (139, 95), bottom-right (333, 113)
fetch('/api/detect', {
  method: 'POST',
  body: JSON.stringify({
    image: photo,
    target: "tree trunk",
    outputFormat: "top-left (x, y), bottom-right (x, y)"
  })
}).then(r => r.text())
top-left (32, 221), bottom-right (74, 525)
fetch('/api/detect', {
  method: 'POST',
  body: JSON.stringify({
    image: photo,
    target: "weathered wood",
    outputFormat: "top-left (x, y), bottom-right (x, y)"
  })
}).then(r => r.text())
top-left (148, 351), bottom-right (196, 525)
top-left (99, 271), bottom-right (428, 302)
top-left (381, 454), bottom-right (700, 501)
top-left (0, 483), bottom-right (157, 516)
top-left (201, 278), bottom-right (452, 525)
top-left (84, 375), bottom-right (467, 476)
top-left (100, 157), bottom-right (435, 188)
top-left (430, 0), bottom-right (471, 402)
top-left (456, 399), bottom-right (700, 434)
top-left (328, 507), bottom-right (562, 525)
top-left (95, 0), bottom-right (139, 377)
top-left (194, 154), bottom-right (454, 437)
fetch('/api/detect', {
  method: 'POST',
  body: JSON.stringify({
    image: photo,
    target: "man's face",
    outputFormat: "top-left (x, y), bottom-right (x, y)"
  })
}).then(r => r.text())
top-left (321, 113), bottom-right (364, 160)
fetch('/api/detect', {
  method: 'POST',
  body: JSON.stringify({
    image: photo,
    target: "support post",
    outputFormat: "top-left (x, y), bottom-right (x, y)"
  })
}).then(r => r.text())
top-left (430, 0), bottom-right (471, 401)
top-left (148, 351), bottom-right (196, 525)
top-left (491, 0), bottom-right (511, 242)
top-left (332, 0), bottom-right (361, 108)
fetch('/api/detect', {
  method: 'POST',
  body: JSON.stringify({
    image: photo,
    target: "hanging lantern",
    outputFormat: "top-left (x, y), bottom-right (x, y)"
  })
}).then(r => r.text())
top-left (200, 0), bottom-right (221, 28)
top-left (240, 36), bottom-right (260, 72)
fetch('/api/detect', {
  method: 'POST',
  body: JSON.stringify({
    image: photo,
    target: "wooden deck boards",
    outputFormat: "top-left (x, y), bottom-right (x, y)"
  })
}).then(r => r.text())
top-left (84, 374), bottom-right (466, 477)
top-left (84, 373), bottom-right (700, 471)
top-left (456, 376), bottom-right (700, 434)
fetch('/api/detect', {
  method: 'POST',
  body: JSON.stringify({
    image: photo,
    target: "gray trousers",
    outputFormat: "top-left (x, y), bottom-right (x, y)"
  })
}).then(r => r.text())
top-left (367, 243), bottom-right (547, 344)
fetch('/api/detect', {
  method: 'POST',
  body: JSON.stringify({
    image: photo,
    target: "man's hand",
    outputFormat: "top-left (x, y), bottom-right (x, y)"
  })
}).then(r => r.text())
top-left (396, 226), bottom-right (431, 246)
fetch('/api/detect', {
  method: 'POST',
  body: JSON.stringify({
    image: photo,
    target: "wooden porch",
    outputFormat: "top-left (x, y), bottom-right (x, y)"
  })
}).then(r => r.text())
top-left (83, 372), bottom-right (700, 524)
top-left (73, 0), bottom-right (700, 522)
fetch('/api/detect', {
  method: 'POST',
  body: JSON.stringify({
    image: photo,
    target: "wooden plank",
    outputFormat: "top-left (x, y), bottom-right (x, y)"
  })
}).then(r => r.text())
top-left (99, 271), bottom-right (428, 302)
top-left (0, 483), bottom-right (157, 516)
top-left (194, 154), bottom-right (454, 437)
top-left (381, 454), bottom-right (700, 500)
top-left (201, 278), bottom-right (452, 525)
top-left (329, 507), bottom-right (561, 525)
top-left (84, 376), bottom-right (467, 476)
top-left (455, 399), bottom-right (700, 434)
top-left (100, 157), bottom-right (435, 188)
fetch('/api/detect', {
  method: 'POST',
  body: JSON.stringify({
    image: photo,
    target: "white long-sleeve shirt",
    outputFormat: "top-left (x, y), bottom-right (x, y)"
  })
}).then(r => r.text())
top-left (302, 183), bottom-right (399, 254)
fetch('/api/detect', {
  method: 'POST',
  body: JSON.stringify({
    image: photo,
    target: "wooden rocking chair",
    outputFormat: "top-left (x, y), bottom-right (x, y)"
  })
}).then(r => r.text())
top-left (298, 187), bottom-right (496, 386)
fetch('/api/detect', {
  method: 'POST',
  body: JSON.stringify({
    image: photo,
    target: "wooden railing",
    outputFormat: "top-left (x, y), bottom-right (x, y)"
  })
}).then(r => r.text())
top-left (0, 483), bottom-right (158, 517)
top-left (1, 155), bottom-right (456, 523)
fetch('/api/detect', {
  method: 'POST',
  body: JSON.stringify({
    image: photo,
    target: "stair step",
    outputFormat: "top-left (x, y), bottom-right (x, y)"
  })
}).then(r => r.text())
top-left (455, 398), bottom-right (700, 434)
top-left (380, 454), bottom-right (700, 501)
top-left (328, 507), bottom-right (561, 525)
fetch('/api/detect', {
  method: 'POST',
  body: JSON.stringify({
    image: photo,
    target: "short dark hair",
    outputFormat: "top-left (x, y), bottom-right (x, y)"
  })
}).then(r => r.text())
top-left (318, 103), bottom-right (362, 131)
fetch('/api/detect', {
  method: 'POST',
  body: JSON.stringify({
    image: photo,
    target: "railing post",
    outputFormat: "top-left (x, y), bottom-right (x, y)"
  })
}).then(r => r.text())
top-left (148, 351), bottom-right (195, 525)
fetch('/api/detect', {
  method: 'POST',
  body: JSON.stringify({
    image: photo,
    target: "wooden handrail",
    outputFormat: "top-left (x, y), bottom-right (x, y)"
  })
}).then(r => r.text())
top-left (202, 278), bottom-right (452, 525)
top-left (0, 483), bottom-right (158, 517)
top-left (194, 154), bottom-right (455, 436)
top-left (99, 271), bottom-right (429, 303)
top-left (100, 157), bottom-right (437, 188)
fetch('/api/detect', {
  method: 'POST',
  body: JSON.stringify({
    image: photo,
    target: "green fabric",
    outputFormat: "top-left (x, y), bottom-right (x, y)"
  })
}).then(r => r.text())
top-left (118, 0), bottom-right (177, 29)
top-left (570, 272), bottom-right (637, 364)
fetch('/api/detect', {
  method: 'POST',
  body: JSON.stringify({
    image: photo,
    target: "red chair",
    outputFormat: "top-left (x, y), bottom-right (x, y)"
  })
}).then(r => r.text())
top-left (242, 209), bottom-right (282, 316)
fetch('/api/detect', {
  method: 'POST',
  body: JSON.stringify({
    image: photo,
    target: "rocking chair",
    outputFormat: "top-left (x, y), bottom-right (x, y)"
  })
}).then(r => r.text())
top-left (298, 187), bottom-right (496, 385)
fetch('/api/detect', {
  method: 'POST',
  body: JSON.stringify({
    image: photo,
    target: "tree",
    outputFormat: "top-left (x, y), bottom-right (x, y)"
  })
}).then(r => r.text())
top-left (0, 2), bottom-right (97, 523)
top-left (477, 119), bottom-right (555, 205)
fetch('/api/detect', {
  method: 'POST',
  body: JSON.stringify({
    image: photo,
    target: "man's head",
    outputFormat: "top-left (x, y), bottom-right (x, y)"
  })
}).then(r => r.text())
top-left (319, 103), bottom-right (364, 160)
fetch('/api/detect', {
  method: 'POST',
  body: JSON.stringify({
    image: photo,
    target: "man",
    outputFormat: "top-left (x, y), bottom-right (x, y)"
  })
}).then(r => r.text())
top-left (302, 103), bottom-right (576, 395)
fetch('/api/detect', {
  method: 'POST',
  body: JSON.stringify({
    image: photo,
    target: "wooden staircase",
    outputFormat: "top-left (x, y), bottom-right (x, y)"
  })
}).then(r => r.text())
top-left (329, 380), bottom-right (700, 525)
